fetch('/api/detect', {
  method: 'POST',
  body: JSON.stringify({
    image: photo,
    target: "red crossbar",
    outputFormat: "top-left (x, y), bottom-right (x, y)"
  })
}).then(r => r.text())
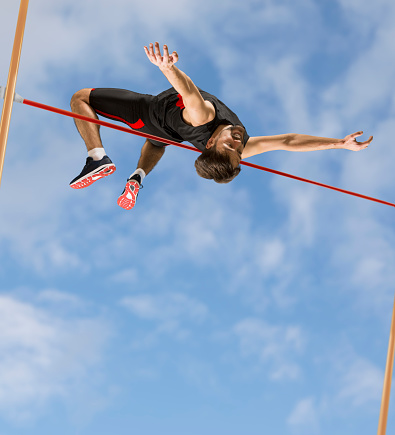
top-left (22, 98), bottom-right (395, 209)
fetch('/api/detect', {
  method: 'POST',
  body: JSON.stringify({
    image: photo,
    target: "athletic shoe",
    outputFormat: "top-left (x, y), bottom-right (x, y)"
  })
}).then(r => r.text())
top-left (70, 156), bottom-right (116, 189)
top-left (117, 175), bottom-right (142, 210)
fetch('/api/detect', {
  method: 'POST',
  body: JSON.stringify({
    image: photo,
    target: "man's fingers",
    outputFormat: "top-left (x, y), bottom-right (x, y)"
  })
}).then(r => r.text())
top-left (353, 133), bottom-right (373, 145)
top-left (154, 41), bottom-right (162, 59)
top-left (163, 44), bottom-right (169, 62)
top-left (144, 44), bottom-right (156, 64)
top-left (355, 135), bottom-right (373, 146)
top-left (149, 42), bottom-right (155, 59)
top-left (349, 131), bottom-right (373, 144)
top-left (361, 135), bottom-right (373, 145)
top-left (144, 45), bottom-right (154, 63)
top-left (351, 131), bottom-right (364, 138)
top-left (145, 42), bottom-right (177, 65)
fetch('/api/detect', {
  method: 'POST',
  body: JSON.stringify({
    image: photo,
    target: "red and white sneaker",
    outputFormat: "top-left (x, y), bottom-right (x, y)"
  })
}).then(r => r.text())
top-left (117, 177), bottom-right (141, 210)
top-left (70, 156), bottom-right (116, 189)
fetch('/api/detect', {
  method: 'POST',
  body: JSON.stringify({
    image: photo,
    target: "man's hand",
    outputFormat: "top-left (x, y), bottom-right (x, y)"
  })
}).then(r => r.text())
top-left (342, 131), bottom-right (373, 151)
top-left (144, 42), bottom-right (179, 71)
top-left (143, 42), bottom-right (214, 126)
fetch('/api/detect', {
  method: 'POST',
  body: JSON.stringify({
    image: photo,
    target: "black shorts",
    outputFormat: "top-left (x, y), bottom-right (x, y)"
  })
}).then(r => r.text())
top-left (89, 88), bottom-right (167, 147)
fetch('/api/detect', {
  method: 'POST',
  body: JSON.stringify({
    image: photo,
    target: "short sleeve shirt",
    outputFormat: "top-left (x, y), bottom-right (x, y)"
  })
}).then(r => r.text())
top-left (149, 88), bottom-right (250, 150)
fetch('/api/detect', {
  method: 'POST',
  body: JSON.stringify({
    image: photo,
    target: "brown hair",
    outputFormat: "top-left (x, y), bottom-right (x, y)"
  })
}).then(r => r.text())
top-left (194, 146), bottom-right (241, 183)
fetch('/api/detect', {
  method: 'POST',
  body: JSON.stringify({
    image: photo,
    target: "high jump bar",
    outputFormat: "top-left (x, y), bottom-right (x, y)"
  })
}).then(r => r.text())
top-left (0, 0), bottom-right (29, 187)
top-left (4, 92), bottom-right (393, 210)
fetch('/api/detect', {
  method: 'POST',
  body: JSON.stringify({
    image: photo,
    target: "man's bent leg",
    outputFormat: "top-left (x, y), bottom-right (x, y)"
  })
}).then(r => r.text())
top-left (117, 140), bottom-right (165, 210)
top-left (136, 140), bottom-right (166, 175)
top-left (70, 88), bottom-right (103, 151)
top-left (69, 88), bottom-right (116, 189)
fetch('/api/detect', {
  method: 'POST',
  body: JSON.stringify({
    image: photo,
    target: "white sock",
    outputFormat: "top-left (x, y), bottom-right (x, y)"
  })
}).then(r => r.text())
top-left (88, 147), bottom-right (106, 161)
top-left (129, 168), bottom-right (146, 182)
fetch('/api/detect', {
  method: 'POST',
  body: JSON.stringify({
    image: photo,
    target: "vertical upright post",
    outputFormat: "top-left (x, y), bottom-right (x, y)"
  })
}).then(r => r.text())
top-left (0, 0), bottom-right (29, 187)
top-left (377, 291), bottom-right (395, 435)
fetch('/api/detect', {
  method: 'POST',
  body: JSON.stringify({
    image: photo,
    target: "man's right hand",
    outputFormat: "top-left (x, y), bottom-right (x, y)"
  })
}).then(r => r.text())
top-left (144, 42), bottom-right (179, 71)
top-left (143, 42), bottom-right (214, 127)
top-left (341, 131), bottom-right (373, 151)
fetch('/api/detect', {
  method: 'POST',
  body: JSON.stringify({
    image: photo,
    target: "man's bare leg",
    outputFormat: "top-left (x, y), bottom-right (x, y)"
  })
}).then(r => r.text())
top-left (69, 88), bottom-right (115, 189)
top-left (136, 139), bottom-right (165, 175)
top-left (70, 88), bottom-right (103, 151)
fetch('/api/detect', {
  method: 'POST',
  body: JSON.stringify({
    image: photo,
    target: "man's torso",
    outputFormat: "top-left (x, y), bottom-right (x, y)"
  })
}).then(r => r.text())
top-left (149, 88), bottom-right (250, 151)
top-left (89, 87), bottom-right (249, 150)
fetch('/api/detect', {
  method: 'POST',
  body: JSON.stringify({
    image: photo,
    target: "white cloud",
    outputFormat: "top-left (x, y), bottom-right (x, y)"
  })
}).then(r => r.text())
top-left (110, 268), bottom-right (139, 284)
top-left (37, 289), bottom-right (83, 306)
top-left (322, 1), bottom-right (395, 130)
top-left (327, 211), bottom-right (395, 313)
top-left (0, 294), bottom-right (110, 421)
top-left (287, 397), bottom-right (320, 433)
top-left (120, 292), bottom-right (208, 349)
top-left (279, 185), bottom-right (318, 246)
top-left (336, 0), bottom-right (395, 29)
top-left (255, 238), bottom-right (285, 273)
top-left (296, 342), bottom-right (387, 427)
top-left (177, 357), bottom-right (221, 394)
top-left (0, 123), bottom-right (90, 274)
top-left (233, 318), bottom-right (305, 380)
top-left (262, 56), bottom-right (312, 132)
top-left (337, 358), bottom-right (383, 408)
top-left (121, 292), bottom-right (208, 323)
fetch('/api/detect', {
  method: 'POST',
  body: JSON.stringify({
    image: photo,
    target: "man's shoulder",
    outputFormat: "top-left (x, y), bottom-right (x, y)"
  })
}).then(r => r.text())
top-left (156, 87), bottom-right (179, 99)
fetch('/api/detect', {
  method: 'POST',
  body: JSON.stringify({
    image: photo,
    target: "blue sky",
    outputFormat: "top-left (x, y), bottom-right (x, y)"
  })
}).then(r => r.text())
top-left (1, 0), bottom-right (395, 434)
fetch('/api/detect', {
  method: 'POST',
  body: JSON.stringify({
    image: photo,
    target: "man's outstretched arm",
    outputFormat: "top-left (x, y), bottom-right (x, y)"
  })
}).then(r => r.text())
top-left (242, 131), bottom-right (373, 159)
top-left (144, 42), bottom-right (214, 126)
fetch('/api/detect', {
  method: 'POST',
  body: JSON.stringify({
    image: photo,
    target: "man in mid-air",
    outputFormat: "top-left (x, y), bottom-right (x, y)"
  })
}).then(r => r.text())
top-left (70, 42), bottom-right (373, 210)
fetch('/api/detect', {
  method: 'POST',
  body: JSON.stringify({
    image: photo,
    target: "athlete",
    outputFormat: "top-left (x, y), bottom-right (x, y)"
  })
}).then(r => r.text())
top-left (70, 42), bottom-right (373, 210)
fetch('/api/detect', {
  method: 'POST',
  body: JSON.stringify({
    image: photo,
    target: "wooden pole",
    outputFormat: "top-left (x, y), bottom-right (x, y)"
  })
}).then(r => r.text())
top-left (377, 291), bottom-right (395, 435)
top-left (0, 0), bottom-right (29, 187)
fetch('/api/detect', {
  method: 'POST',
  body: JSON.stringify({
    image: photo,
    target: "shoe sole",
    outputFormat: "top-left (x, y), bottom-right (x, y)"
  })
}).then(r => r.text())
top-left (70, 164), bottom-right (116, 189)
top-left (117, 180), bottom-right (140, 210)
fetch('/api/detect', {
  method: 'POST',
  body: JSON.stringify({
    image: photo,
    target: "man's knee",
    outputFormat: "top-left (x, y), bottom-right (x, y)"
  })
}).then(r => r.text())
top-left (144, 139), bottom-right (166, 152)
top-left (70, 88), bottom-right (93, 110)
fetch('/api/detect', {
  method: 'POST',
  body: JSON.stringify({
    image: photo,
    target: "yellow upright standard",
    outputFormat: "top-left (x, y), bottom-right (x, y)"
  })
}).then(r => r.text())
top-left (377, 291), bottom-right (395, 435)
top-left (0, 0), bottom-right (29, 187)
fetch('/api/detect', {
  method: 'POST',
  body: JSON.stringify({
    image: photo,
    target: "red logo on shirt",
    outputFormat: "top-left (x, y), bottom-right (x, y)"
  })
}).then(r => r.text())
top-left (176, 94), bottom-right (185, 110)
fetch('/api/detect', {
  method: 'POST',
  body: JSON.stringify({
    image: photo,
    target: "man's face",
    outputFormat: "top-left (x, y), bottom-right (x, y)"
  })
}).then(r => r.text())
top-left (213, 125), bottom-right (245, 167)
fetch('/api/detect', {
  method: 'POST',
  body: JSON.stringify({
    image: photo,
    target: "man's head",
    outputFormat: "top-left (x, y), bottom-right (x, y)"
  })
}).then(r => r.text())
top-left (194, 125), bottom-right (245, 183)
